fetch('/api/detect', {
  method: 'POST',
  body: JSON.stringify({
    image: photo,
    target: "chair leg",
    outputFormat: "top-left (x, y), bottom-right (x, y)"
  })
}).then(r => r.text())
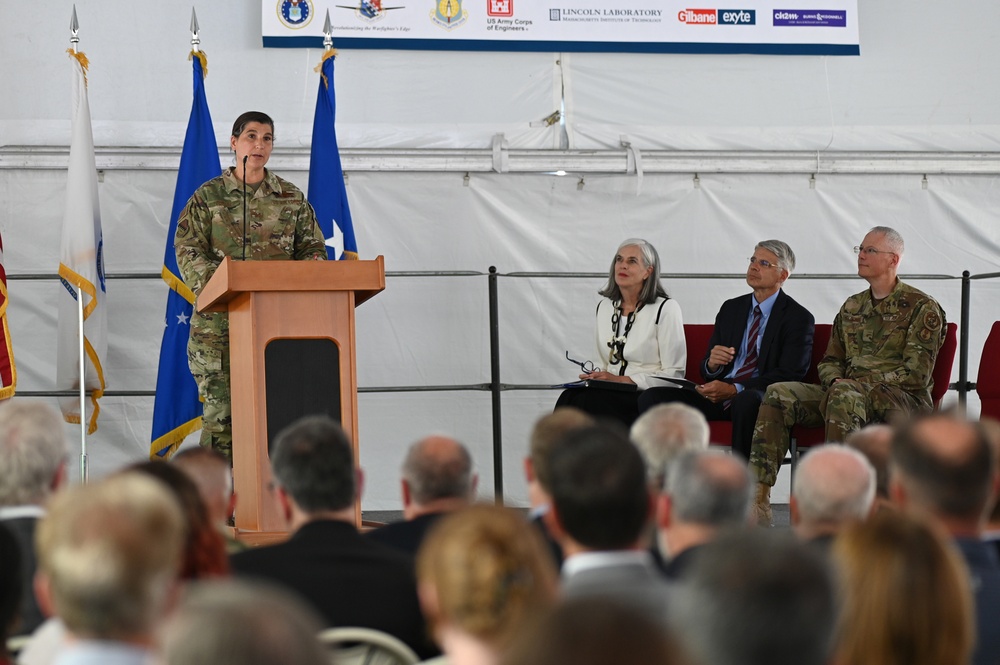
top-left (790, 437), bottom-right (798, 489)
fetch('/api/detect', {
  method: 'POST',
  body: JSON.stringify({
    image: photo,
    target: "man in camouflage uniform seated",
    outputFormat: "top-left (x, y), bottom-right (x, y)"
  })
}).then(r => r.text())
top-left (175, 111), bottom-right (327, 459)
top-left (748, 226), bottom-right (945, 525)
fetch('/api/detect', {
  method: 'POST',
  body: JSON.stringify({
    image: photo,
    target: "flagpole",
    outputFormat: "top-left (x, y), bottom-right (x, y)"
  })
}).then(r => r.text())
top-left (76, 286), bottom-right (88, 482)
top-left (69, 6), bottom-right (88, 482)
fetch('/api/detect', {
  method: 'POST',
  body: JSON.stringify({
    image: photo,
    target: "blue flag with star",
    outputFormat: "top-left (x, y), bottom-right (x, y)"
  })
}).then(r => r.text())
top-left (308, 51), bottom-right (358, 260)
top-left (150, 53), bottom-right (221, 459)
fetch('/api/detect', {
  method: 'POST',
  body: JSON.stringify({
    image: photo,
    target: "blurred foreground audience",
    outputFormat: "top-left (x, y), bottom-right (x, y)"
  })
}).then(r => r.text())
top-left (501, 597), bottom-right (686, 665)
top-left (417, 504), bottom-right (557, 665)
top-left (889, 412), bottom-right (1000, 665)
top-left (171, 447), bottom-right (242, 553)
top-left (630, 403), bottom-right (710, 491)
top-left (159, 579), bottom-right (328, 665)
top-left (669, 530), bottom-right (836, 665)
top-left (845, 423), bottom-right (894, 512)
top-left (34, 474), bottom-right (184, 665)
top-left (0, 401), bottom-right (67, 636)
top-left (832, 510), bottom-right (973, 665)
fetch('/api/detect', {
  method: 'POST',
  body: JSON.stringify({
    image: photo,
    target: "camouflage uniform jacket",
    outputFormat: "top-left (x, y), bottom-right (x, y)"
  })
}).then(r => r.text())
top-left (175, 167), bottom-right (328, 334)
top-left (817, 280), bottom-right (945, 409)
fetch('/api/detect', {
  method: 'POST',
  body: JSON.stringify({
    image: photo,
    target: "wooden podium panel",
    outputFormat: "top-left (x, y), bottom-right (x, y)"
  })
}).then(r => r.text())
top-left (197, 256), bottom-right (385, 540)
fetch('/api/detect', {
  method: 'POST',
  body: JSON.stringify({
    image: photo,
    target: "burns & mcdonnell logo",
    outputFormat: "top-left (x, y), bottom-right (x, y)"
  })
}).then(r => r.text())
top-left (773, 9), bottom-right (847, 26)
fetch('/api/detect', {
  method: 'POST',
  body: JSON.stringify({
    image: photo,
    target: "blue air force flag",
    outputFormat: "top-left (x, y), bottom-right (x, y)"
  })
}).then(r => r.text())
top-left (150, 53), bottom-right (222, 458)
top-left (308, 51), bottom-right (358, 260)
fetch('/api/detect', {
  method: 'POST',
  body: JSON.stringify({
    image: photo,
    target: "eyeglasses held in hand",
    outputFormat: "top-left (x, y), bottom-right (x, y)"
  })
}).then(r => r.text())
top-left (565, 350), bottom-right (596, 374)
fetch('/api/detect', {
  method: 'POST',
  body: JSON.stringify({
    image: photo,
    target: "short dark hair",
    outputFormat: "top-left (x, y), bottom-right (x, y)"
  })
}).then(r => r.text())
top-left (270, 416), bottom-right (355, 512)
top-left (231, 111), bottom-right (274, 139)
top-left (0, 522), bottom-right (22, 644)
top-left (671, 530), bottom-right (836, 665)
top-left (548, 424), bottom-right (649, 550)
top-left (890, 413), bottom-right (995, 519)
top-left (529, 408), bottom-right (595, 493)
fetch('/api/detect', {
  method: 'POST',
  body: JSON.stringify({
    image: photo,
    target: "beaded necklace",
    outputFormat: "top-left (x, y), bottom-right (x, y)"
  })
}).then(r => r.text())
top-left (608, 300), bottom-right (643, 375)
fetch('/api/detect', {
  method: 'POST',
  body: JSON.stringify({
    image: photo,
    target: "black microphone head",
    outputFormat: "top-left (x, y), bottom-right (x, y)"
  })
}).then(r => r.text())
top-left (243, 155), bottom-right (249, 165)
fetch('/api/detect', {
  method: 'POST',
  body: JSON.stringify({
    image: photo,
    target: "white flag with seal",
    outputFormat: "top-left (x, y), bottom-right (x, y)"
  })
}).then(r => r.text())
top-left (57, 51), bottom-right (107, 434)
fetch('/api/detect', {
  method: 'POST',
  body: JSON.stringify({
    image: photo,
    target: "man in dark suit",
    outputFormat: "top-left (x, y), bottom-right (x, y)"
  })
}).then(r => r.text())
top-left (639, 240), bottom-right (814, 459)
top-left (0, 401), bottom-right (68, 637)
top-left (546, 423), bottom-right (671, 618)
top-left (890, 413), bottom-right (1000, 665)
top-left (366, 435), bottom-right (476, 556)
top-left (230, 415), bottom-right (436, 659)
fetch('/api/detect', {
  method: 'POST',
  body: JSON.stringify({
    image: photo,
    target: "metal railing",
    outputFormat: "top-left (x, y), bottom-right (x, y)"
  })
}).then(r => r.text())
top-left (9, 268), bottom-right (997, 499)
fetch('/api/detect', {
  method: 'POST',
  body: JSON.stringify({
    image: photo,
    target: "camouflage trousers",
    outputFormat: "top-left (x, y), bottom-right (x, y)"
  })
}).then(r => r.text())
top-left (188, 314), bottom-right (232, 460)
top-left (748, 379), bottom-right (919, 486)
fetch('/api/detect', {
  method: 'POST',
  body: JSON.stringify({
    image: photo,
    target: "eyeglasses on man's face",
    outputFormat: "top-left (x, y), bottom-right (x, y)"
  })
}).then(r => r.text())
top-left (748, 256), bottom-right (780, 269)
top-left (565, 351), bottom-right (596, 373)
top-left (853, 245), bottom-right (897, 257)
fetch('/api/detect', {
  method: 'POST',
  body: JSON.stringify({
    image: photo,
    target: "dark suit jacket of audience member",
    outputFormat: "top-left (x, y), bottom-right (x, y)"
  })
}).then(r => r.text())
top-left (661, 544), bottom-right (703, 580)
top-left (365, 512), bottom-right (447, 558)
top-left (230, 519), bottom-right (437, 659)
top-left (956, 538), bottom-right (1000, 665)
top-left (701, 289), bottom-right (814, 389)
top-left (562, 557), bottom-right (673, 619)
top-left (2, 516), bottom-right (44, 635)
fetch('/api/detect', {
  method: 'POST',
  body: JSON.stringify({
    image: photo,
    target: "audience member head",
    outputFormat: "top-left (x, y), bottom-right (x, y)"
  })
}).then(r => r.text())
top-left (670, 530), bottom-right (836, 665)
top-left (657, 450), bottom-right (752, 558)
top-left (546, 424), bottom-right (650, 553)
top-left (0, 401), bottom-right (67, 507)
top-left (401, 435), bottom-right (476, 519)
top-left (501, 597), bottom-right (685, 665)
top-left (172, 447), bottom-right (235, 529)
top-left (791, 444), bottom-right (876, 540)
top-left (270, 415), bottom-right (358, 525)
top-left (755, 239), bottom-right (796, 275)
top-left (417, 505), bottom-right (558, 657)
top-left (630, 403), bottom-right (709, 490)
top-left (846, 424), bottom-right (894, 502)
top-left (832, 510), bottom-right (973, 665)
top-left (125, 461), bottom-right (228, 580)
top-left (525, 408), bottom-right (594, 504)
top-left (889, 413), bottom-right (997, 535)
top-left (0, 522), bottom-right (22, 653)
top-left (160, 579), bottom-right (328, 665)
top-left (35, 474), bottom-right (184, 641)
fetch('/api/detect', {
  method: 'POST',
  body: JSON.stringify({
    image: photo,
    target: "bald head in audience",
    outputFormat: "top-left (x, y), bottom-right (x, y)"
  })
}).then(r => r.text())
top-left (791, 444), bottom-right (876, 542)
top-left (631, 403), bottom-right (710, 491)
top-left (401, 435), bottom-right (476, 519)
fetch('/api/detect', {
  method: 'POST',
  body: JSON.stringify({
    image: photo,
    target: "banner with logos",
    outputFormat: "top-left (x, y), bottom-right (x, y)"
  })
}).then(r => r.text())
top-left (262, 0), bottom-right (859, 55)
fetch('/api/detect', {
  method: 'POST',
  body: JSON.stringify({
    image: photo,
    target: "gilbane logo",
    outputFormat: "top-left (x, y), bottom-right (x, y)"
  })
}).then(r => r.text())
top-left (719, 9), bottom-right (755, 24)
top-left (678, 8), bottom-right (717, 23)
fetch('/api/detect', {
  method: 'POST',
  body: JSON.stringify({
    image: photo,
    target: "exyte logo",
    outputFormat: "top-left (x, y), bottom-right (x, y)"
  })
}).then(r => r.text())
top-left (719, 9), bottom-right (755, 24)
top-left (677, 8), bottom-right (717, 23)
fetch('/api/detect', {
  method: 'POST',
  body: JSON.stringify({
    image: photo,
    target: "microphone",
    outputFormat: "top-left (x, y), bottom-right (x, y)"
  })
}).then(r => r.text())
top-left (241, 155), bottom-right (248, 261)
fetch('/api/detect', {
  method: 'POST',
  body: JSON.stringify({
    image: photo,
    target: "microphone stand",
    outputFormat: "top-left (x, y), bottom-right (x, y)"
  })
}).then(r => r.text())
top-left (241, 155), bottom-right (248, 261)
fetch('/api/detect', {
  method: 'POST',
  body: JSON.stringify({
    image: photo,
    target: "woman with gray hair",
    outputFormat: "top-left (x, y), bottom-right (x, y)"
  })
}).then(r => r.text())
top-left (556, 238), bottom-right (686, 426)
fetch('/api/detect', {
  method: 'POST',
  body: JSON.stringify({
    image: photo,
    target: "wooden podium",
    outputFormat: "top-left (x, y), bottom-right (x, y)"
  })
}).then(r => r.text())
top-left (198, 256), bottom-right (385, 542)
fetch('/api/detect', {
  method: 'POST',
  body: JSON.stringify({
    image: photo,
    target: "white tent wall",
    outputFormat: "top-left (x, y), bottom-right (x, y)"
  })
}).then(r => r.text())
top-left (1, 1), bottom-right (998, 509)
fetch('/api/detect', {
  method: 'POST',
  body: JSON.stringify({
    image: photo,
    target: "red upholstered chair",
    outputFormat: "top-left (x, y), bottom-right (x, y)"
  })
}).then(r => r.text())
top-left (976, 322), bottom-right (1000, 420)
top-left (681, 325), bottom-right (733, 445)
top-left (789, 322), bottom-right (958, 477)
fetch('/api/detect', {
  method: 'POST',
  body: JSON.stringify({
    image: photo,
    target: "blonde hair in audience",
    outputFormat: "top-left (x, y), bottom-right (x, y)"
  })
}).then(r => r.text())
top-left (36, 474), bottom-right (184, 639)
top-left (417, 504), bottom-right (558, 651)
top-left (832, 510), bottom-right (973, 665)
